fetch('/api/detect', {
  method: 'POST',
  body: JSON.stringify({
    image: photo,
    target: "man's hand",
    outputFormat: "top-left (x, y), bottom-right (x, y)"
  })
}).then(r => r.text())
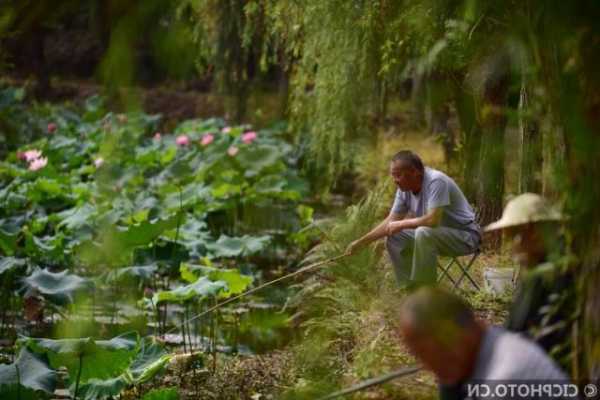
top-left (345, 239), bottom-right (363, 255)
top-left (386, 221), bottom-right (403, 236)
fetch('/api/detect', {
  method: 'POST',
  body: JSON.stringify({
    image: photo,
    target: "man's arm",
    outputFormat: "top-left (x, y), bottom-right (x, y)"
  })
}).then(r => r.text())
top-left (386, 207), bottom-right (443, 235)
top-left (345, 211), bottom-right (405, 254)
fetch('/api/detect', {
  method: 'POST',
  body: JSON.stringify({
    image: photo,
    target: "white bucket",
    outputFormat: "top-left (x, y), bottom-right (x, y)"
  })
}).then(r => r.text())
top-left (483, 267), bottom-right (515, 295)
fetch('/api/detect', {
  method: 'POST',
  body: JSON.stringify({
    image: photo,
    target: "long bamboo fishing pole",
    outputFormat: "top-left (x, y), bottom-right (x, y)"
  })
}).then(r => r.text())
top-left (317, 365), bottom-right (422, 400)
top-left (164, 253), bottom-right (349, 335)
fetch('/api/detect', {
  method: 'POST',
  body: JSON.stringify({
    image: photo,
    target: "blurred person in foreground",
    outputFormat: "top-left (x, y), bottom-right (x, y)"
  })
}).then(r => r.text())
top-left (484, 193), bottom-right (574, 365)
top-left (398, 287), bottom-right (571, 400)
top-left (345, 150), bottom-right (481, 286)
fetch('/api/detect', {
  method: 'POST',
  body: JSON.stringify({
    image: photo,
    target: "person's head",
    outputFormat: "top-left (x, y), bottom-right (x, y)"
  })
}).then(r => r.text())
top-left (397, 287), bottom-right (484, 384)
top-left (484, 193), bottom-right (562, 268)
top-left (390, 150), bottom-right (425, 193)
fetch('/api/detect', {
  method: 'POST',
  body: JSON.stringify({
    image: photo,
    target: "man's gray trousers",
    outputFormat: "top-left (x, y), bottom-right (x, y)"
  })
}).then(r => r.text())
top-left (385, 226), bottom-right (480, 285)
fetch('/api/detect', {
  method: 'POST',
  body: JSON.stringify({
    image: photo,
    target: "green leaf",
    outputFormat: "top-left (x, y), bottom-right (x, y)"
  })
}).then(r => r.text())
top-left (164, 183), bottom-right (211, 210)
top-left (206, 234), bottom-right (271, 258)
top-left (152, 276), bottom-right (227, 304)
top-left (0, 257), bottom-right (27, 276)
top-left (56, 204), bottom-right (97, 231)
top-left (104, 265), bottom-right (158, 284)
top-left (0, 347), bottom-right (57, 399)
top-left (22, 332), bottom-right (139, 385)
top-left (110, 213), bottom-right (183, 250)
top-left (236, 145), bottom-right (282, 177)
top-left (0, 219), bottom-right (20, 256)
top-left (127, 340), bottom-right (172, 384)
top-left (22, 268), bottom-right (93, 306)
top-left (252, 174), bottom-right (286, 194)
top-left (75, 376), bottom-right (128, 400)
top-left (141, 387), bottom-right (179, 400)
top-left (180, 263), bottom-right (253, 296)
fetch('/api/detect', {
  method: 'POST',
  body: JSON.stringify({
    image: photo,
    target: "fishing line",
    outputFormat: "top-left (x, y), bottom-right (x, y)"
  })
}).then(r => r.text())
top-left (164, 253), bottom-right (349, 335)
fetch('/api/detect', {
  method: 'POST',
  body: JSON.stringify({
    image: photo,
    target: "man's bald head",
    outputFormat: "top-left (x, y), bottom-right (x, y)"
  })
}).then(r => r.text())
top-left (397, 287), bottom-right (483, 384)
top-left (399, 287), bottom-right (476, 343)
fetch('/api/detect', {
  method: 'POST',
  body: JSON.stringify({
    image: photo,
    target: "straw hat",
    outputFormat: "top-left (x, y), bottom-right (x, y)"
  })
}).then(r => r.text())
top-left (484, 193), bottom-right (562, 232)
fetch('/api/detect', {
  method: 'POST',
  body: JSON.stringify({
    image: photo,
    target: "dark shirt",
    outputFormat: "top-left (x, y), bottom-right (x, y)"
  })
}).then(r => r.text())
top-left (505, 262), bottom-right (573, 364)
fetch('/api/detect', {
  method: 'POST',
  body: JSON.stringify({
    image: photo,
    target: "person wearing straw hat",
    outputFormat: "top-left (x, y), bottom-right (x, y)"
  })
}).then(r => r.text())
top-left (346, 150), bottom-right (481, 286)
top-left (484, 193), bottom-right (573, 359)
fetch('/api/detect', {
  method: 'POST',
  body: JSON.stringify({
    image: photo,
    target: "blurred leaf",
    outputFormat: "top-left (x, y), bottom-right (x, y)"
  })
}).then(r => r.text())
top-left (206, 234), bottom-right (271, 258)
top-left (141, 387), bottom-right (179, 400)
top-left (152, 276), bottom-right (227, 304)
top-left (180, 263), bottom-right (253, 296)
top-left (236, 145), bottom-right (282, 177)
top-left (104, 265), bottom-right (158, 284)
top-left (127, 340), bottom-right (172, 384)
top-left (22, 268), bottom-right (93, 306)
top-left (22, 332), bottom-right (139, 385)
top-left (75, 376), bottom-right (128, 400)
top-left (56, 204), bottom-right (97, 231)
top-left (0, 257), bottom-right (27, 276)
top-left (0, 347), bottom-right (57, 399)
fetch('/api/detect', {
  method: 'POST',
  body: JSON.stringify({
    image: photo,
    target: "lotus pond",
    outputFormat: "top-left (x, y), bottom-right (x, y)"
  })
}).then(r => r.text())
top-left (0, 91), bottom-right (319, 399)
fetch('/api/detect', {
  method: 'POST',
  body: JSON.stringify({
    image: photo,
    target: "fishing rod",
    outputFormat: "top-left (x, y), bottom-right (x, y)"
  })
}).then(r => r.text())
top-left (317, 365), bottom-right (422, 400)
top-left (164, 253), bottom-right (350, 335)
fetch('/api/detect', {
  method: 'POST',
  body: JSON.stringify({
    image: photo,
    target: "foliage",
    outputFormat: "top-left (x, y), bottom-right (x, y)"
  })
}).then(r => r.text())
top-left (141, 387), bottom-right (179, 400)
top-left (0, 348), bottom-right (57, 400)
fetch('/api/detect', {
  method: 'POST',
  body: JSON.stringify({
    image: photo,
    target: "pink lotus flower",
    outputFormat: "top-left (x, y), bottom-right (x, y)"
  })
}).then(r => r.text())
top-left (28, 157), bottom-right (48, 171)
top-left (221, 126), bottom-right (231, 134)
top-left (176, 135), bottom-right (190, 146)
top-left (201, 134), bottom-right (214, 146)
top-left (227, 146), bottom-right (239, 157)
top-left (153, 132), bottom-right (161, 140)
top-left (94, 157), bottom-right (104, 168)
top-left (241, 131), bottom-right (257, 144)
top-left (24, 149), bottom-right (42, 162)
top-left (47, 123), bottom-right (57, 134)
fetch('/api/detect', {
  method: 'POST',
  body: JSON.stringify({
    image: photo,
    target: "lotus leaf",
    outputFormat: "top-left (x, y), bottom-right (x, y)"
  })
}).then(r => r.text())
top-left (0, 347), bottom-right (57, 399)
top-left (206, 234), bottom-right (270, 258)
top-left (180, 263), bottom-right (253, 296)
top-left (22, 332), bottom-right (139, 384)
top-left (22, 268), bottom-right (92, 305)
top-left (152, 276), bottom-right (227, 304)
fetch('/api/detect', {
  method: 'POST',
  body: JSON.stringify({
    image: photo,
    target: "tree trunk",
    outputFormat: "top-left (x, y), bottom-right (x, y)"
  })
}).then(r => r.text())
top-left (453, 83), bottom-right (481, 202)
top-left (518, 81), bottom-right (543, 193)
top-left (475, 71), bottom-right (509, 244)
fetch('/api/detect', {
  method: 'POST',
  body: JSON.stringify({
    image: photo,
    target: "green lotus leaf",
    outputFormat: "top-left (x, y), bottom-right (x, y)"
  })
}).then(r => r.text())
top-left (141, 387), bottom-right (179, 400)
top-left (109, 213), bottom-right (183, 250)
top-left (164, 183), bottom-right (211, 210)
top-left (235, 145), bottom-right (282, 177)
top-left (152, 276), bottom-right (227, 305)
top-left (206, 234), bottom-right (271, 258)
top-left (74, 376), bottom-right (128, 400)
top-left (252, 174), bottom-right (286, 194)
top-left (79, 213), bottom-right (183, 266)
top-left (0, 218), bottom-right (20, 256)
top-left (180, 263), bottom-right (253, 296)
top-left (0, 257), bottom-right (27, 276)
top-left (0, 347), bottom-right (57, 399)
top-left (104, 265), bottom-right (158, 284)
top-left (22, 268), bottom-right (93, 306)
top-left (22, 332), bottom-right (139, 385)
top-left (127, 340), bottom-right (172, 384)
top-left (56, 204), bottom-right (97, 231)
